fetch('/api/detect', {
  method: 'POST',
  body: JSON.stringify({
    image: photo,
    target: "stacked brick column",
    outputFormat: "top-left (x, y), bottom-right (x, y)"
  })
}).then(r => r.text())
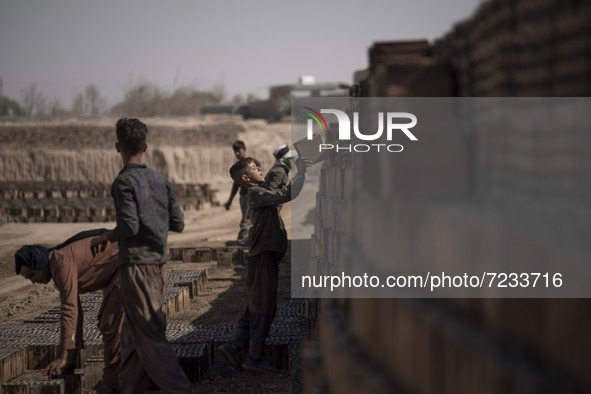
top-left (303, 2), bottom-right (591, 391)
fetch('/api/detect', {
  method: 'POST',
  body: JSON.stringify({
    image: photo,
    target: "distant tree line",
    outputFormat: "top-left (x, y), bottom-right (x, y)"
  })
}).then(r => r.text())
top-left (0, 79), bottom-right (228, 118)
top-left (111, 79), bottom-right (225, 117)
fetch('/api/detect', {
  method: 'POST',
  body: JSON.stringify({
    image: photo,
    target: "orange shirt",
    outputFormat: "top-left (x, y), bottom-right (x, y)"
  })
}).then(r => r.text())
top-left (49, 237), bottom-right (119, 351)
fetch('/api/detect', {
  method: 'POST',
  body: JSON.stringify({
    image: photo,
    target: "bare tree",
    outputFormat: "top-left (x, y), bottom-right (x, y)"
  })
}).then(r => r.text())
top-left (113, 79), bottom-right (162, 116)
top-left (49, 98), bottom-right (69, 117)
top-left (21, 83), bottom-right (46, 116)
top-left (211, 83), bottom-right (226, 104)
top-left (70, 84), bottom-right (105, 117)
top-left (72, 92), bottom-right (85, 117)
top-left (85, 83), bottom-right (104, 116)
top-left (112, 78), bottom-right (229, 116)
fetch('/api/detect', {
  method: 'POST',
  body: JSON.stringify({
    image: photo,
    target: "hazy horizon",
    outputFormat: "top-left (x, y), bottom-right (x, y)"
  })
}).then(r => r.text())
top-left (0, 0), bottom-right (484, 108)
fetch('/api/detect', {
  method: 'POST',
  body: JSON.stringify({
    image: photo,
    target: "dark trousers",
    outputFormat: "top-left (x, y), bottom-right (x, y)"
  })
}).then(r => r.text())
top-left (97, 271), bottom-right (124, 391)
top-left (233, 251), bottom-right (284, 360)
top-left (119, 264), bottom-right (192, 394)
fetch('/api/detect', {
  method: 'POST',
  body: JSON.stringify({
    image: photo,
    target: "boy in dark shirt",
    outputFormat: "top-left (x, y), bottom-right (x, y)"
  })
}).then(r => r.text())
top-left (219, 155), bottom-right (311, 372)
top-left (264, 144), bottom-right (295, 213)
top-left (91, 118), bottom-right (193, 393)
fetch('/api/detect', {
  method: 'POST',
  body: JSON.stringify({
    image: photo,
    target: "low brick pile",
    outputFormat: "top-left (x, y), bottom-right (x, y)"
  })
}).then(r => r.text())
top-left (0, 245), bottom-right (307, 393)
top-left (0, 182), bottom-right (217, 224)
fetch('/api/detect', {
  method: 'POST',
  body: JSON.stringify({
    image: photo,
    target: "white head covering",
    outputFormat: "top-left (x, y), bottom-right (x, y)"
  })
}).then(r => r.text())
top-left (273, 144), bottom-right (295, 159)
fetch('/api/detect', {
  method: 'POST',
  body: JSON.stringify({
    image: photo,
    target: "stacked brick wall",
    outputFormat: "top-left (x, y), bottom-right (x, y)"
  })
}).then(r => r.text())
top-left (0, 123), bottom-right (278, 185)
top-left (351, 40), bottom-right (454, 97)
top-left (431, 0), bottom-right (591, 210)
top-left (460, 100), bottom-right (591, 214)
top-left (433, 0), bottom-right (591, 97)
top-left (303, 127), bottom-right (589, 392)
top-left (303, 2), bottom-right (591, 393)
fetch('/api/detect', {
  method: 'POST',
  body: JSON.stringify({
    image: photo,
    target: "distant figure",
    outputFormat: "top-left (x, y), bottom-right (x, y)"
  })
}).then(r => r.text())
top-left (264, 144), bottom-right (295, 212)
top-left (224, 140), bottom-right (258, 248)
top-left (15, 229), bottom-right (123, 392)
top-left (90, 118), bottom-right (193, 394)
top-left (218, 155), bottom-right (311, 373)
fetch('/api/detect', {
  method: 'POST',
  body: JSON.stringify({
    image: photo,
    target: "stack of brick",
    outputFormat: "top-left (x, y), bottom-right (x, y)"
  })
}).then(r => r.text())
top-left (433, 0), bottom-right (591, 97)
top-left (0, 182), bottom-right (217, 223)
top-left (169, 245), bottom-right (246, 266)
top-left (351, 40), bottom-right (454, 97)
top-left (0, 278), bottom-right (307, 390)
top-left (302, 1), bottom-right (591, 393)
top-left (0, 269), bottom-right (208, 390)
top-left (303, 136), bottom-right (591, 392)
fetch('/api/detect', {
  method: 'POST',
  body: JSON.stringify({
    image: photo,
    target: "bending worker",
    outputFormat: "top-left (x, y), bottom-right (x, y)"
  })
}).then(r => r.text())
top-left (15, 229), bottom-right (123, 392)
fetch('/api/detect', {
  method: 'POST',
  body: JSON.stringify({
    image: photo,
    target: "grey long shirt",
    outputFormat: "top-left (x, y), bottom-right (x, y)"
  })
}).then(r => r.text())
top-left (106, 163), bottom-right (184, 265)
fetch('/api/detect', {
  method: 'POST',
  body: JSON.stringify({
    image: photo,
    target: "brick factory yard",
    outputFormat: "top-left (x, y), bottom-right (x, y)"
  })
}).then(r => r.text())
top-left (0, 117), bottom-right (308, 393)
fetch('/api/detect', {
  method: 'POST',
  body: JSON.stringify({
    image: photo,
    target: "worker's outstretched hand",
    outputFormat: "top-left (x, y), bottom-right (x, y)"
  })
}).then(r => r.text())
top-left (295, 157), bottom-right (313, 175)
top-left (44, 351), bottom-right (74, 379)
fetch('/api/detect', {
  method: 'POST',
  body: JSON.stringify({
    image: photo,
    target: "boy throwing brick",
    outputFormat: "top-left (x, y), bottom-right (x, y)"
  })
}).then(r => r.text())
top-left (219, 155), bottom-right (311, 372)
